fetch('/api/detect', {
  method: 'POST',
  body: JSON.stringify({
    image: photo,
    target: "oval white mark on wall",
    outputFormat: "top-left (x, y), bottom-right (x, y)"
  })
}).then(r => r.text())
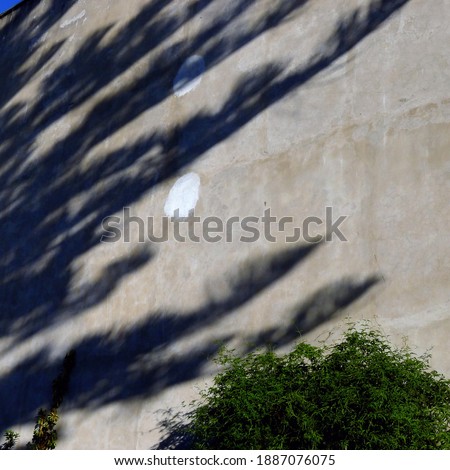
top-left (173, 55), bottom-right (205, 97)
top-left (164, 173), bottom-right (200, 218)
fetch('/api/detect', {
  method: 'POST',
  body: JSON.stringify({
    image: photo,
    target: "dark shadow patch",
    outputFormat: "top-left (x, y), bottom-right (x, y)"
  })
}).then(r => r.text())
top-left (246, 275), bottom-right (382, 349)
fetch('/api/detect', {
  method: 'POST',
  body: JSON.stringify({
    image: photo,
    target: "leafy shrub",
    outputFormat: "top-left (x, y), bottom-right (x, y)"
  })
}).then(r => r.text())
top-left (0, 349), bottom-right (76, 450)
top-left (28, 350), bottom-right (76, 450)
top-left (0, 430), bottom-right (19, 450)
top-left (185, 326), bottom-right (450, 450)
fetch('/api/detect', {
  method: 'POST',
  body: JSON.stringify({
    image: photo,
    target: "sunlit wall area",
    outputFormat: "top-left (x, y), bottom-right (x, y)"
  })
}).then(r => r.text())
top-left (0, 0), bottom-right (449, 449)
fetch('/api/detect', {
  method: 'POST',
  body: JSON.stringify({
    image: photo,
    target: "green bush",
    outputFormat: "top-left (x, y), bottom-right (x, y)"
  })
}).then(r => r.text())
top-left (0, 349), bottom-right (76, 450)
top-left (185, 326), bottom-right (450, 449)
top-left (28, 350), bottom-right (76, 450)
top-left (0, 430), bottom-right (19, 450)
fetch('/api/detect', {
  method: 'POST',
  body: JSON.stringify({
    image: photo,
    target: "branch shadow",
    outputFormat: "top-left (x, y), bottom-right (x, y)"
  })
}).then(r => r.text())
top-left (0, 242), bottom-right (319, 429)
top-left (244, 275), bottom-right (382, 350)
top-left (0, 0), bottom-right (314, 343)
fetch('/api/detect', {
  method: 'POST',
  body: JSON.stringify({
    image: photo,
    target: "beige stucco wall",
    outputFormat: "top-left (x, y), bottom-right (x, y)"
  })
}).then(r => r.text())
top-left (0, 0), bottom-right (449, 449)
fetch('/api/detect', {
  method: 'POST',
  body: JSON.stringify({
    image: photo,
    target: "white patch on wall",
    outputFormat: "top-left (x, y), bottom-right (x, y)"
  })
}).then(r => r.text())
top-left (60, 10), bottom-right (86, 28)
top-left (164, 173), bottom-right (200, 218)
top-left (173, 55), bottom-right (205, 97)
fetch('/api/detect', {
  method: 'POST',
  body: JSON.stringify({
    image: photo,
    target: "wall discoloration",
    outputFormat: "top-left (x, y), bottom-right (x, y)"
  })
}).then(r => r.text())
top-left (173, 55), bottom-right (205, 97)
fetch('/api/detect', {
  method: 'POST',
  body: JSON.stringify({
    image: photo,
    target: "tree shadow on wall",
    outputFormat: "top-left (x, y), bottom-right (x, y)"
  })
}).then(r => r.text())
top-left (0, 240), bottom-right (380, 435)
top-left (0, 242), bottom-right (319, 428)
top-left (0, 0), bottom-right (409, 436)
top-left (244, 274), bottom-right (382, 351)
top-left (0, 0), bottom-right (316, 344)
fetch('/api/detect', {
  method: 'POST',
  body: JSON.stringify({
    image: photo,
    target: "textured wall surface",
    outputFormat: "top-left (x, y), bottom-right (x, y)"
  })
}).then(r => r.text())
top-left (0, 0), bottom-right (449, 449)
